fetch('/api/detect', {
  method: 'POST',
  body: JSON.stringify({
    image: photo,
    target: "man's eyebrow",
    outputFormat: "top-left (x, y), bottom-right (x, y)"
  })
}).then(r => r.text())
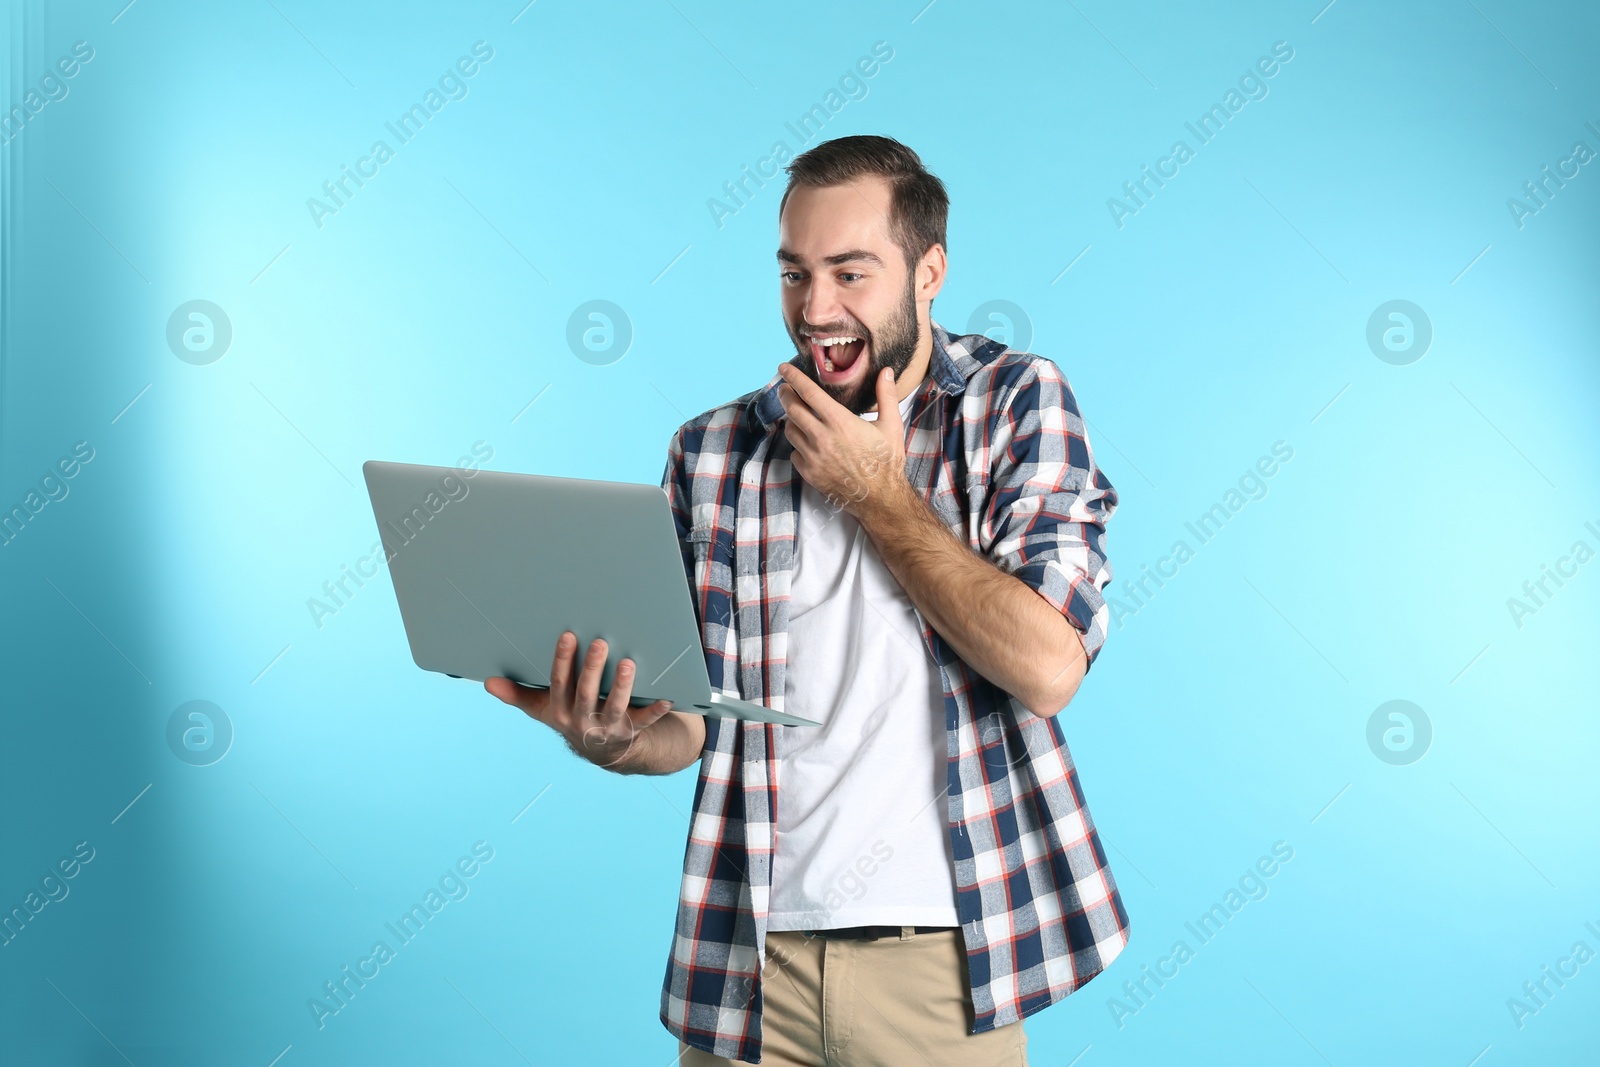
top-left (776, 249), bottom-right (885, 267)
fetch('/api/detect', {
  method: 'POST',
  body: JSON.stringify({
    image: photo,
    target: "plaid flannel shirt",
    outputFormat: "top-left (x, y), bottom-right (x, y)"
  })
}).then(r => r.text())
top-left (658, 320), bottom-right (1131, 1063)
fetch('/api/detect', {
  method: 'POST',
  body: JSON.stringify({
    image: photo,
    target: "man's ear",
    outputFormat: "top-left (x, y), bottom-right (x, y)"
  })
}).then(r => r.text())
top-left (917, 243), bottom-right (947, 304)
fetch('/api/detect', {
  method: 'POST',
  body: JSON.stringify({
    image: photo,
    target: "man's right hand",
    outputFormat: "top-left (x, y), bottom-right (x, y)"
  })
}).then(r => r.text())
top-left (486, 631), bottom-right (674, 771)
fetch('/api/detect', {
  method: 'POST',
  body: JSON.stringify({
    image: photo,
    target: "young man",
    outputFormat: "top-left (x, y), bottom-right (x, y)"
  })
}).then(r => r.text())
top-left (487, 135), bottom-right (1130, 1065)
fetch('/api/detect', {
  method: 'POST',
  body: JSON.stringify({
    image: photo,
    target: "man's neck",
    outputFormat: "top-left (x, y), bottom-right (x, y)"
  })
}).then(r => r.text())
top-left (873, 319), bottom-right (934, 412)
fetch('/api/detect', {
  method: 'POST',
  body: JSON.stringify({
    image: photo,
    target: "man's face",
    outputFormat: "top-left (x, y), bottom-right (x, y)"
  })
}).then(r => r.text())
top-left (778, 176), bottom-right (923, 416)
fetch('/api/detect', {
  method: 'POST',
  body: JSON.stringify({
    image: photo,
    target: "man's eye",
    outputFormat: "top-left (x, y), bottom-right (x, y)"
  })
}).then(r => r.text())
top-left (839, 273), bottom-right (863, 283)
top-left (781, 271), bottom-right (804, 283)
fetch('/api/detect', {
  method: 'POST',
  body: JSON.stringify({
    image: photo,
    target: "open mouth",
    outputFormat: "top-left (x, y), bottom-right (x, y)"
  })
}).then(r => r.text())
top-left (809, 335), bottom-right (868, 382)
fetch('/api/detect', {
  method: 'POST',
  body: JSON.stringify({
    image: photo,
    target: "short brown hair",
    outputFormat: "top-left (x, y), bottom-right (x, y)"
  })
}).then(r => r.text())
top-left (779, 135), bottom-right (948, 270)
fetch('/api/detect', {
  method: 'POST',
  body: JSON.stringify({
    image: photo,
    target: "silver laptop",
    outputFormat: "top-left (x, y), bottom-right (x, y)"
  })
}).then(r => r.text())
top-left (361, 459), bottom-right (819, 728)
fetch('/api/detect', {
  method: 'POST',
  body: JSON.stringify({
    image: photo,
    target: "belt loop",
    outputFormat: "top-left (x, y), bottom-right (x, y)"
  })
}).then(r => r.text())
top-left (900, 925), bottom-right (914, 941)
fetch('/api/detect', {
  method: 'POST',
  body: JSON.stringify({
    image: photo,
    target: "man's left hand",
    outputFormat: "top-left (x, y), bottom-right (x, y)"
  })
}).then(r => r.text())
top-left (777, 362), bottom-right (909, 518)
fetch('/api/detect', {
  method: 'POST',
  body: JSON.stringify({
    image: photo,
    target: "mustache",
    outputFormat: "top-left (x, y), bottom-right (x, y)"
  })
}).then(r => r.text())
top-left (796, 321), bottom-right (869, 340)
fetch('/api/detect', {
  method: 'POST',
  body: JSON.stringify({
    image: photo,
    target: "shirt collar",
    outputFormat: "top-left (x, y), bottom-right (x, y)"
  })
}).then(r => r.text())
top-left (753, 319), bottom-right (968, 431)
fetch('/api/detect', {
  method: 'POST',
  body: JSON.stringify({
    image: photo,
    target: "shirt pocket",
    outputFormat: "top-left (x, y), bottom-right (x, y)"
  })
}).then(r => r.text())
top-left (931, 469), bottom-right (985, 547)
top-left (687, 522), bottom-right (735, 600)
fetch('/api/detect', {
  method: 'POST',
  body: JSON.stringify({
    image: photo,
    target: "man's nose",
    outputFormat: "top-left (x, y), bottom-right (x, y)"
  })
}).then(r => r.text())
top-left (802, 280), bottom-right (843, 329)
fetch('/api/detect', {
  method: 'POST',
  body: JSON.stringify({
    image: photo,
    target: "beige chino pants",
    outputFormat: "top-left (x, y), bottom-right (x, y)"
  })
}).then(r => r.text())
top-left (678, 928), bottom-right (1029, 1067)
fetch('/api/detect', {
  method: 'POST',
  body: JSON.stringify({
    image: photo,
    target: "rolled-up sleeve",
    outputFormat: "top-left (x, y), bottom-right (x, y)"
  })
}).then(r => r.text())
top-left (979, 358), bottom-right (1118, 667)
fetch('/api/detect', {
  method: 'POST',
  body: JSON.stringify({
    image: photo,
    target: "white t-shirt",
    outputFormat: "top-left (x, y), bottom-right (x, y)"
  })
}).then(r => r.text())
top-left (767, 390), bottom-right (961, 931)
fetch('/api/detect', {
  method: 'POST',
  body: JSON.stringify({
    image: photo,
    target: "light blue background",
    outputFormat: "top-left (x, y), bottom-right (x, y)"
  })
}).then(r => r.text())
top-left (2, 0), bottom-right (1597, 1063)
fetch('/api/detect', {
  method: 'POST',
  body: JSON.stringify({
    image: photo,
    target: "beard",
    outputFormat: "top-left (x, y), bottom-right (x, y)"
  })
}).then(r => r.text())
top-left (785, 274), bottom-right (921, 416)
